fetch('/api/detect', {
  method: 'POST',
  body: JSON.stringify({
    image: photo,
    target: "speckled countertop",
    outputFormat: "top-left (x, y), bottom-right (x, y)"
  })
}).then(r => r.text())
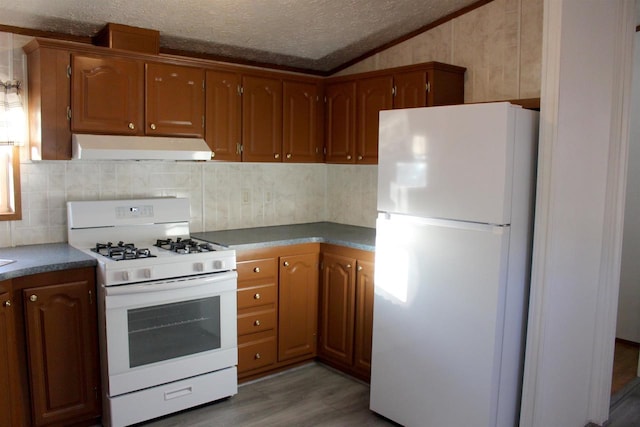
top-left (0, 243), bottom-right (97, 281)
top-left (193, 222), bottom-right (376, 252)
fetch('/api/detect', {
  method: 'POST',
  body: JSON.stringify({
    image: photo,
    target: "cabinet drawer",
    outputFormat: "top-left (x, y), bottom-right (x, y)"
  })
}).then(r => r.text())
top-left (238, 336), bottom-right (276, 373)
top-left (237, 308), bottom-right (276, 335)
top-left (237, 284), bottom-right (277, 309)
top-left (237, 259), bottom-right (277, 284)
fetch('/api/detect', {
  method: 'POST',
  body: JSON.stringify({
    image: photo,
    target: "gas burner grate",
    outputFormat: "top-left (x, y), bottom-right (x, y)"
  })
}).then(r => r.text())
top-left (154, 237), bottom-right (217, 254)
top-left (92, 241), bottom-right (156, 261)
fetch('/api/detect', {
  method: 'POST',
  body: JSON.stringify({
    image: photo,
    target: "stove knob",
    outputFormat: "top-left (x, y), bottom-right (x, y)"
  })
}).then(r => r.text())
top-left (213, 260), bottom-right (224, 270)
top-left (195, 262), bottom-right (204, 272)
top-left (122, 271), bottom-right (130, 281)
top-left (143, 268), bottom-right (152, 279)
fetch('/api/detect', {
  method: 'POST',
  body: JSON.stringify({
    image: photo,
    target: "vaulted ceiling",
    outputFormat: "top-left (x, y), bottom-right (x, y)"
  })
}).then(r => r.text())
top-left (0, 0), bottom-right (483, 74)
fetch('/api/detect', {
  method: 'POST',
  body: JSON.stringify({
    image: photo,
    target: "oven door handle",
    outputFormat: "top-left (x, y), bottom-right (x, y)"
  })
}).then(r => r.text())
top-left (105, 271), bottom-right (237, 296)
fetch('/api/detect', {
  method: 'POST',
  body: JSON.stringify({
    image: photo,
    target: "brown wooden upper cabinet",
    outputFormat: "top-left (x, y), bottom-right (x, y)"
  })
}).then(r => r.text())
top-left (282, 80), bottom-right (323, 163)
top-left (205, 71), bottom-right (322, 163)
top-left (72, 54), bottom-right (204, 137)
top-left (205, 70), bottom-right (242, 161)
top-left (324, 62), bottom-right (465, 165)
top-left (242, 75), bottom-right (283, 162)
top-left (324, 81), bottom-right (357, 164)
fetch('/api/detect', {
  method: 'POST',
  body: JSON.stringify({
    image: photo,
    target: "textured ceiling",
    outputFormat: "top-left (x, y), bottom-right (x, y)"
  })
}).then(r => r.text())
top-left (0, 0), bottom-right (480, 73)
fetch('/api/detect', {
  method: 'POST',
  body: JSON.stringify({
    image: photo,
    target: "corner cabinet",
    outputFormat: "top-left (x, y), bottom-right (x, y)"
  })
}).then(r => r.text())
top-left (12, 267), bottom-right (101, 427)
top-left (324, 61), bottom-right (466, 165)
top-left (318, 244), bottom-right (375, 381)
top-left (236, 244), bottom-right (319, 382)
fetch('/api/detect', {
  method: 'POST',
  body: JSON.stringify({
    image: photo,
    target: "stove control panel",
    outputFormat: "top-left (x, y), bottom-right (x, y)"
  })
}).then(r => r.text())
top-left (116, 205), bottom-right (154, 219)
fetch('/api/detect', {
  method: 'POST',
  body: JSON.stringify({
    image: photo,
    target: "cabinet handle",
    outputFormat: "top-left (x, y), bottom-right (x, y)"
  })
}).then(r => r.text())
top-left (346, 264), bottom-right (352, 269)
top-left (150, 123), bottom-right (157, 130)
top-left (286, 153), bottom-right (292, 159)
top-left (253, 267), bottom-right (260, 273)
top-left (254, 353), bottom-right (261, 360)
top-left (358, 265), bottom-right (363, 271)
top-left (357, 155), bottom-right (363, 160)
top-left (254, 293), bottom-right (261, 300)
top-left (3, 300), bottom-right (10, 307)
top-left (346, 155), bottom-right (352, 160)
top-left (128, 122), bottom-right (135, 130)
top-left (274, 153), bottom-right (280, 159)
top-left (254, 320), bottom-right (261, 326)
top-left (283, 261), bottom-right (289, 267)
top-left (211, 152), bottom-right (216, 159)
top-left (29, 294), bottom-right (38, 302)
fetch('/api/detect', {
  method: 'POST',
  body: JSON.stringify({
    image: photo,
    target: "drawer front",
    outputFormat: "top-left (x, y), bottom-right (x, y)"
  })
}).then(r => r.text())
top-left (237, 284), bottom-right (277, 309)
top-left (238, 336), bottom-right (276, 373)
top-left (237, 308), bottom-right (276, 335)
top-left (237, 259), bottom-right (277, 285)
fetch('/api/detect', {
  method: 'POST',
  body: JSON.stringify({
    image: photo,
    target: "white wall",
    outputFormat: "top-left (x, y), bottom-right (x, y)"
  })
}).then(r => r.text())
top-left (520, 0), bottom-right (634, 425)
top-left (617, 31), bottom-right (640, 344)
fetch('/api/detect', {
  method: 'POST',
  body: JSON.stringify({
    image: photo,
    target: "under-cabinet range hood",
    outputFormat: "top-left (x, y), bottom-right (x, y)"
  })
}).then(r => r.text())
top-left (72, 134), bottom-right (212, 161)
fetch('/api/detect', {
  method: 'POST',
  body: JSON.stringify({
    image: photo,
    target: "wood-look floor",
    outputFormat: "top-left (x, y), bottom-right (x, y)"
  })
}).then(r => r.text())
top-left (138, 363), bottom-right (396, 427)
top-left (129, 343), bottom-right (640, 427)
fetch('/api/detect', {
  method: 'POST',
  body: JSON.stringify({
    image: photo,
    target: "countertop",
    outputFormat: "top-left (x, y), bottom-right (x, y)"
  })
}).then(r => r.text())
top-left (193, 222), bottom-right (376, 252)
top-left (0, 243), bottom-right (97, 282)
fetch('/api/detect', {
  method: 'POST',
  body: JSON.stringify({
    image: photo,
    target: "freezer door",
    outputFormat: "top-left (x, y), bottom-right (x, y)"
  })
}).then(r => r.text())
top-left (370, 214), bottom-right (524, 427)
top-left (377, 102), bottom-right (528, 225)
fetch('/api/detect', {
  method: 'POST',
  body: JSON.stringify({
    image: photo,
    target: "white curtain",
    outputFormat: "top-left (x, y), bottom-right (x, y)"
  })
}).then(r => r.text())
top-left (0, 81), bottom-right (25, 145)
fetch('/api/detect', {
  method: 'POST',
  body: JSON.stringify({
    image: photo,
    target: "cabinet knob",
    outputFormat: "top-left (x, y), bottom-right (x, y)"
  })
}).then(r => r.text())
top-left (346, 264), bottom-right (352, 269)
top-left (274, 153), bottom-right (280, 159)
top-left (254, 353), bottom-right (261, 360)
top-left (150, 123), bottom-right (157, 130)
top-left (254, 320), bottom-right (261, 326)
top-left (128, 122), bottom-right (135, 130)
top-left (346, 155), bottom-right (352, 160)
top-left (3, 300), bottom-right (10, 307)
top-left (254, 293), bottom-right (261, 300)
top-left (358, 265), bottom-right (363, 271)
top-left (357, 155), bottom-right (363, 160)
top-left (29, 294), bottom-right (38, 302)
top-left (286, 153), bottom-right (292, 159)
top-left (253, 267), bottom-right (260, 273)
top-left (283, 261), bottom-right (289, 267)
top-left (211, 152), bottom-right (216, 159)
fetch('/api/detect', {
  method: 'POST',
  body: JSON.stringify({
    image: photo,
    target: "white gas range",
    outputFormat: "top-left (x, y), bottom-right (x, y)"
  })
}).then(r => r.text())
top-left (67, 198), bottom-right (238, 427)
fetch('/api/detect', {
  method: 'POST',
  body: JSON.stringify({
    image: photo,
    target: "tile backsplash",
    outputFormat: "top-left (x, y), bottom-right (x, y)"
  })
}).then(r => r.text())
top-left (2, 160), bottom-right (377, 247)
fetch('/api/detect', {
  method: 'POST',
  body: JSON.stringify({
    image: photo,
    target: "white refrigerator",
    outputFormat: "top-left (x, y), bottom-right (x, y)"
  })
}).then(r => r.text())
top-left (369, 102), bottom-right (539, 427)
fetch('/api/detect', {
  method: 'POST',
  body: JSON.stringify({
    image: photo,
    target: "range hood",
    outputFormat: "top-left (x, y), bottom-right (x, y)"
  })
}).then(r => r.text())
top-left (72, 134), bottom-right (212, 161)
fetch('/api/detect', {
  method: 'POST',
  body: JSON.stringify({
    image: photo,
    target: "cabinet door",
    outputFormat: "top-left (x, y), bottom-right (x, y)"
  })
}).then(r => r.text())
top-left (146, 62), bottom-right (205, 137)
top-left (23, 280), bottom-right (100, 427)
top-left (205, 70), bottom-right (242, 161)
top-left (0, 290), bottom-right (15, 427)
top-left (356, 76), bottom-right (392, 164)
top-left (72, 54), bottom-right (143, 135)
top-left (353, 260), bottom-right (375, 378)
top-left (318, 253), bottom-right (355, 366)
top-left (394, 70), bottom-right (427, 109)
top-left (278, 252), bottom-right (319, 361)
top-left (26, 47), bottom-right (72, 160)
top-left (283, 80), bottom-right (321, 163)
top-left (242, 75), bottom-right (283, 162)
top-left (324, 81), bottom-right (356, 164)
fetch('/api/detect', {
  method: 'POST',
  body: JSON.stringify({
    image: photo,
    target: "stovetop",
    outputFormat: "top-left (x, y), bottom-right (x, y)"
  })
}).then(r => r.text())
top-left (67, 198), bottom-right (236, 286)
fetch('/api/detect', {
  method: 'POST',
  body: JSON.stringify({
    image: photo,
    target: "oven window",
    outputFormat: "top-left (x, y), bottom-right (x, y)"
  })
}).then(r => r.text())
top-left (127, 296), bottom-right (221, 367)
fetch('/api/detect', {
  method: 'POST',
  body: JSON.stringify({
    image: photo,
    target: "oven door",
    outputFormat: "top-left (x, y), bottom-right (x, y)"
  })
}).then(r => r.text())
top-left (102, 271), bottom-right (237, 397)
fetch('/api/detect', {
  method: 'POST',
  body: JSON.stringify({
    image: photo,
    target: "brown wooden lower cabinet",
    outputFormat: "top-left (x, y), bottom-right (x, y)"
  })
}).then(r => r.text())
top-left (235, 243), bottom-right (374, 383)
top-left (318, 244), bottom-right (375, 382)
top-left (236, 244), bottom-right (319, 382)
top-left (10, 267), bottom-right (101, 427)
top-left (0, 281), bottom-right (19, 427)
